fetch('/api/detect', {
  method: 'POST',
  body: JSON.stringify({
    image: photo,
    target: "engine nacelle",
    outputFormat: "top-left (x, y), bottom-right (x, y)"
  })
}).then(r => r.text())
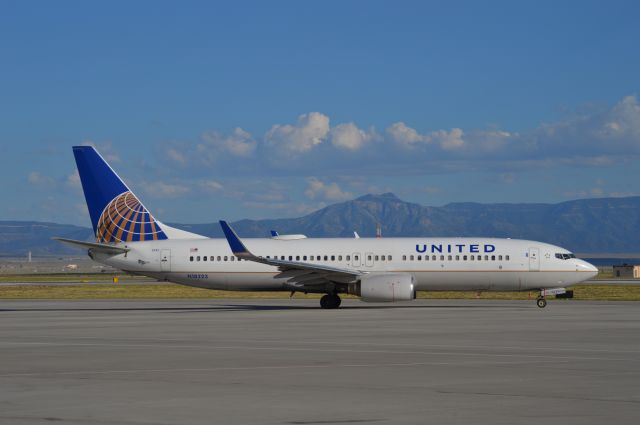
top-left (349, 273), bottom-right (416, 302)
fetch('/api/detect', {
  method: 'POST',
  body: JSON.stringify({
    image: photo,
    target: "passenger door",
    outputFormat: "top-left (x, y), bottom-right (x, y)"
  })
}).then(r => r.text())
top-left (528, 247), bottom-right (539, 271)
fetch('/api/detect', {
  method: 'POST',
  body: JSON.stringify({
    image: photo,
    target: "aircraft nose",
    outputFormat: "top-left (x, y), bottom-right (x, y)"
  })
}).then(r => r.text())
top-left (577, 259), bottom-right (598, 279)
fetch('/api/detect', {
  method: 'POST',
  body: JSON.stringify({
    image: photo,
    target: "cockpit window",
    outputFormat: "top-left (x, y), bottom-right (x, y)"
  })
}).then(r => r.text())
top-left (555, 253), bottom-right (576, 260)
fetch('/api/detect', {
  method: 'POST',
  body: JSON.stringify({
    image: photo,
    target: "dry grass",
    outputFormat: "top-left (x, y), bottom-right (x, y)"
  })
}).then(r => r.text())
top-left (0, 274), bottom-right (147, 283)
top-left (1, 283), bottom-right (639, 301)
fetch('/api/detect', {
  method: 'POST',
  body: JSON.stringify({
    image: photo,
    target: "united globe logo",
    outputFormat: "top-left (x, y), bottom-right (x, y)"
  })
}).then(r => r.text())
top-left (96, 191), bottom-right (167, 243)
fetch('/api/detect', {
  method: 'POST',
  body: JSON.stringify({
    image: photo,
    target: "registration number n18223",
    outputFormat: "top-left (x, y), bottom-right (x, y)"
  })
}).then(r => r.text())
top-left (187, 274), bottom-right (208, 279)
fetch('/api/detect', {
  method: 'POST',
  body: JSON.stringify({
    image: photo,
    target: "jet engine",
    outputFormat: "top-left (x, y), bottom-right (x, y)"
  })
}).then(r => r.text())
top-left (348, 273), bottom-right (416, 302)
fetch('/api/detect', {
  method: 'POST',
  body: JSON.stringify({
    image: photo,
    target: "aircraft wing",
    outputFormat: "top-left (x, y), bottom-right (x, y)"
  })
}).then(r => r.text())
top-left (219, 221), bottom-right (363, 290)
top-left (53, 237), bottom-right (130, 255)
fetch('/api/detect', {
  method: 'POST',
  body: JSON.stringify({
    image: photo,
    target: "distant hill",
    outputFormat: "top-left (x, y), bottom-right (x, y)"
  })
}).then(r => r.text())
top-left (0, 221), bottom-right (93, 257)
top-left (2, 193), bottom-right (640, 256)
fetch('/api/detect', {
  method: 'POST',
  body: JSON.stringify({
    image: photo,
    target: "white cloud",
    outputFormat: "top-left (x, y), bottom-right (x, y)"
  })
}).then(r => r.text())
top-left (140, 181), bottom-right (191, 198)
top-left (198, 127), bottom-right (257, 161)
top-left (166, 148), bottom-right (187, 166)
top-left (386, 122), bottom-right (430, 146)
top-left (153, 94), bottom-right (640, 179)
top-left (27, 171), bottom-right (54, 187)
top-left (304, 177), bottom-right (352, 201)
top-left (66, 170), bottom-right (81, 189)
top-left (265, 112), bottom-right (330, 153)
top-left (430, 128), bottom-right (465, 150)
top-left (330, 122), bottom-right (372, 151)
top-left (386, 123), bottom-right (465, 150)
top-left (532, 95), bottom-right (640, 155)
top-left (200, 180), bottom-right (224, 192)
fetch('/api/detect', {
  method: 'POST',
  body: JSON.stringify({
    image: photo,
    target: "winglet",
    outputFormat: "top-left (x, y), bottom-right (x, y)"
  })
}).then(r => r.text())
top-left (270, 230), bottom-right (279, 237)
top-left (219, 221), bottom-right (253, 258)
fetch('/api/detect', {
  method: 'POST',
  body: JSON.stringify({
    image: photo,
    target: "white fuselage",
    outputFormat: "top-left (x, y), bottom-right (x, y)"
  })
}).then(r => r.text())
top-left (93, 237), bottom-right (598, 292)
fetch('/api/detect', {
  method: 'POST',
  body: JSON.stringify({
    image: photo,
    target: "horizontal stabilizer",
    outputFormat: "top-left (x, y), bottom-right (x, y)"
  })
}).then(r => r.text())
top-left (53, 237), bottom-right (130, 255)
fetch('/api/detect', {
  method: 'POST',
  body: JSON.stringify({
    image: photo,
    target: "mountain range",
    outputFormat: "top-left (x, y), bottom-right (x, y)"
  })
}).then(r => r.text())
top-left (2, 193), bottom-right (639, 257)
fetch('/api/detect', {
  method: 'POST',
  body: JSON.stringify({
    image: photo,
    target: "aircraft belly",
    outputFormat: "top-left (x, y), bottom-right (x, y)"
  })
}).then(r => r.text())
top-left (521, 271), bottom-right (582, 290)
top-left (166, 272), bottom-right (284, 291)
top-left (414, 271), bottom-right (521, 291)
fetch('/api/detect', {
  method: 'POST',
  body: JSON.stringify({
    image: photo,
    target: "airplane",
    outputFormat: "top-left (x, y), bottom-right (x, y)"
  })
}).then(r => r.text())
top-left (55, 146), bottom-right (599, 309)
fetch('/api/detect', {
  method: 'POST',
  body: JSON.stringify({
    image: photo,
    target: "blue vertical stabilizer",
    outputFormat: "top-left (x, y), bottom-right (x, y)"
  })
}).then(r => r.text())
top-left (72, 146), bottom-right (168, 243)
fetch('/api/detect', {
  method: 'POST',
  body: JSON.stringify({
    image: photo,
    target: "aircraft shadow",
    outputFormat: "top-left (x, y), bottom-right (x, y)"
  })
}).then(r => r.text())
top-left (0, 302), bottom-right (529, 313)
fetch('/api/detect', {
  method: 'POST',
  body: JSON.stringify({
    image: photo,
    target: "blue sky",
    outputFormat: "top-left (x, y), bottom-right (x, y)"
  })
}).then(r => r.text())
top-left (1, 1), bottom-right (639, 224)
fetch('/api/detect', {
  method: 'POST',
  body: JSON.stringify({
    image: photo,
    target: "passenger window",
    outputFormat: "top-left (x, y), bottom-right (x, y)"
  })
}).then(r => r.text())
top-left (203, 256), bottom-right (207, 262)
top-left (425, 255), bottom-right (429, 261)
top-left (296, 256), bottom-right (300, 261)
top-left (231, 256), bottom-right (235, 261)
top-left (381, 255), bottom-right (385, 261)
top-left (217, 256), bottom-right (221, 261)
top-left (491, 255), bottom-right (495, 261)
top-left (346, 255), bottom-right (351, 261)
top-left (324, 255), bottom-right (328, 261)
top-left (410, 255), bottom-right (414, 261)
top-left (506, 255), bottom-right (510, 261)
top-left (280, 256), bottom-right (285, 260)
top-left (355, 255), bottom-right (359, 260)
top-left (416, 255), bottom-right (421, 260)
top-left (440, 255), bottom-right (444, 261)
top-left (224, 256), bottom-right (228, 261)
top-left (447, 255), bottom-right (451, 261)
top-left (470, 255), bottom-right (474, 260)
top-left (498, 255), bottom-right (503, 261)
top-left (338, 255), bottom-right (342, 261)
top-left (368, 255), bottom-right (372, 261)
top-left (331, 255), bottom-right (335, 261)
top-left (455, 255), bottom-right (459, 261)
top-left (432, 255), bottom-right (436, 261)
top-left (376, 255), bottom-right (380, 261)
top-left (388, 255), bottom-right (392, 261)
top-left (484, 255), bottom-right (489, 260)
top-left (303, 255), bottom-right (307, 261)
top-left (463, 255), bottom-right (467, 261)
top-left (190, 256), bottom-right (193, 262)
top-left (197, 256), bottom-right (201, 261)
top-left (403, 255), bottom-right (407, 261)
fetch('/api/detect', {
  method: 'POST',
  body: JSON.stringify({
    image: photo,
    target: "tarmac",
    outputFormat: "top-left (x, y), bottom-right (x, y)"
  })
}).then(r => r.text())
top-left (0, 299), bottom-right (638, 425)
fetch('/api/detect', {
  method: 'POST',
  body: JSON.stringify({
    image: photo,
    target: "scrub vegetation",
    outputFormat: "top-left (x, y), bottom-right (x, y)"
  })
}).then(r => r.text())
top-left (1, 282), bottom-right (639, 301)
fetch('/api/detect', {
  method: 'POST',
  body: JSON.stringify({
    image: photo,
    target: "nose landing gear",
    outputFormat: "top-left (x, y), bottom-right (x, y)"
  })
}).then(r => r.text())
top-left (320, 293), bottom-right (342, 309)
top-left (536, 296), bottom-right (547, 308)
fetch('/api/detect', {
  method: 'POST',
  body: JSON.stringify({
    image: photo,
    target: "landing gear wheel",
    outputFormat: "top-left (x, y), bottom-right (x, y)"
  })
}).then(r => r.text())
top-left (536, 297), bottom-right (547, 308)
top-left (320, 294), bottom-right (342, 309)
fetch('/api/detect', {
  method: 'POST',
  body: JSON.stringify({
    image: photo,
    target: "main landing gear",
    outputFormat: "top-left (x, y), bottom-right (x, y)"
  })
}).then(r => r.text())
top-left (536, 296), bottom-right (547, 308)
top-left (320, 293), bottom-right (342, 309)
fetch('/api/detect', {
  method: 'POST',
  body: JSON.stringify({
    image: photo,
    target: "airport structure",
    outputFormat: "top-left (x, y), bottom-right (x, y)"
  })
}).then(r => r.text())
top-left (612, 264), bottom-right (640, 278)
